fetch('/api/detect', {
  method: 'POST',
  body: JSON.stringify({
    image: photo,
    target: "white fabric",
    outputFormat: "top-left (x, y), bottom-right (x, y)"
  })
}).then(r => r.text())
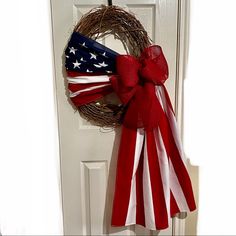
top-left (154, 128), bottom-right (171, 225)
top-left (67, 75), bottom-right (110, 84)
top-left (125, 128), bottom-right (144, 225)
top-left (155, 86), bottom-right (165, 110)
top-left (143, 136), bottom-right (156, 230)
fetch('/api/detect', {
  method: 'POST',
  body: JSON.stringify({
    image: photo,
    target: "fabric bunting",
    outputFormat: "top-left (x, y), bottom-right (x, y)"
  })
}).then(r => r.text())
top-left (65, 32), bottom-right (196, 230)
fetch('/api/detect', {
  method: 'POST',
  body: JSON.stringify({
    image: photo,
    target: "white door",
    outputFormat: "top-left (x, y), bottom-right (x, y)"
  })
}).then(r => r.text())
top-left (51, 0), bottom-right (184, 235)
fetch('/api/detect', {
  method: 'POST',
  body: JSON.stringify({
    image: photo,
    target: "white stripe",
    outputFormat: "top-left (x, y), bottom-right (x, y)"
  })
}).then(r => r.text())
top-left (169, 159), bottom-right (190, 212)
top-left (69, 84), bottom-right (110, 98)
top-left (155, 126), bottom-right (189, 212)
top-left (156, 86), bottom-right (186, 163)
top-left (67, 75), bottom-right (110, 84)
top-left (143, 136), bottom-right (156, 230)
top-left (154, 128), bottom-right (171, 225)
top-left (125, 128), bottom-right (144, 225)
top-left (155, 86), bottom-right (164, 110)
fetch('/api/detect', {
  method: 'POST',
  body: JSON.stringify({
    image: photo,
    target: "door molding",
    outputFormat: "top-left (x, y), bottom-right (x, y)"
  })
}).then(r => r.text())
top-left (173, 0), bottom-right (190, 235)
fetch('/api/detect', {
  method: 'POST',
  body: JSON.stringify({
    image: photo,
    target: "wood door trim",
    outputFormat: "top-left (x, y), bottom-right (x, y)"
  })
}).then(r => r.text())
top-left (173, 0), bottom-right (190, 235)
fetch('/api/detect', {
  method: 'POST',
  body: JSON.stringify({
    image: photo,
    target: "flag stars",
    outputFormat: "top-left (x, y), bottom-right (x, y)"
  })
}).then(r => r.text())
top-left (69, 47), bottom-right (77, 54)
top-left (73, 60), bottom-right (81, 68)
top-left (90, 52), bottom-right (97, 60)
top-left (102, 52), bottom-right (108, 58)
top-left (99, 61), bottom-right (108, 67)
top-left (94, 64), bottom-right (102, 68)
top-left (80, 57), bottom-right (86, 62)
top-left (81, 42), bottom-right (87, 48)
top-left (65, 55), bottom-right (69, 58)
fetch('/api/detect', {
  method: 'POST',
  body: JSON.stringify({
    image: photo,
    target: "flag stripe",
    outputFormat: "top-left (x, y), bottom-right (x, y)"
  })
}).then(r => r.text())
top-left (111, 127), bottom-right (138, 226)
top-left (146, 130), bottom-right (169, 229)
top-left (157, 86), bottom-right (185, 162)
top-left (70, 86), bottom-right (113, 106)
top-left (155, 87), bottom-right (196, 212)
top-left (68, 82), bottom-right (111, 93)
top-left (135, 149), bottom-right (145, 226)
top-left (169, 159), bottom-right (190, 212)
top-left (67, 75), bottom-right (111, 84)
top-left (154, 128), bottom-right (171, 225)
top-left (125, 129), bottom-right (144, 225)
top-left (69, 84), bottom-right (110, 97)
top-left (143, 138), bottom-right (156, 230)
top-left (170, 191), bottom-right (180, 216)
top-left (154, 128), bottom-right (189, 213)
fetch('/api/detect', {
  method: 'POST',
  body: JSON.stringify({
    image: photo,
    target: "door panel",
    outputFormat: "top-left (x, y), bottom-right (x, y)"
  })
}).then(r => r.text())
top-left (51, 0), bottom-right (179, 235)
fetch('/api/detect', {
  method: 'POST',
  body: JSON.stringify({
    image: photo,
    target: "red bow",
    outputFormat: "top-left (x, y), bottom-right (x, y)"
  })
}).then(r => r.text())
top-left (110, 45), bottom-right (169, 129)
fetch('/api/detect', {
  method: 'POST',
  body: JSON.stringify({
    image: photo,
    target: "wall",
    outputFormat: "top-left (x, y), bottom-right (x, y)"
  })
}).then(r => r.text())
top-left (184, 0), bottom-right (236, 234)
top-left (0, 0), bottom-right (63, 234)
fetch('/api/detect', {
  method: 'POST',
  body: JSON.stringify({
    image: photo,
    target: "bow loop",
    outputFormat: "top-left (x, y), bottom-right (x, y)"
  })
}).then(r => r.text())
top-left (139, 45), bottom-right (169, 85)
top-left (110, 45), bottom-right (169, 129)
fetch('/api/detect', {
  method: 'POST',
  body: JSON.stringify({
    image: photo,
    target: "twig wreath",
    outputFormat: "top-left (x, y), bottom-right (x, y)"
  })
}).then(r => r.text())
top-left (64, 4), bottom-right (196, 230)
top-left (73, 5), bottom-right (151, 127)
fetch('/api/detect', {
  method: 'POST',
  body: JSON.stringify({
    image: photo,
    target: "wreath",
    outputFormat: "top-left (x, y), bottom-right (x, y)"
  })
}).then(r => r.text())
top-left (70, 5), bottom-right (151, 127)
top-left (64, 4), bottom-right (196, 231)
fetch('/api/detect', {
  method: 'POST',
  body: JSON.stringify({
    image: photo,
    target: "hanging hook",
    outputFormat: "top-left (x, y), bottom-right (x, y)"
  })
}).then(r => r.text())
top-left (108, 0), bottom-right (112, 6)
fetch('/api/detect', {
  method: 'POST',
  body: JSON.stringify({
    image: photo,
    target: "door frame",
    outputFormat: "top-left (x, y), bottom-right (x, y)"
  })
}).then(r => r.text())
top-left (173, 0), bottom-right (191, 235)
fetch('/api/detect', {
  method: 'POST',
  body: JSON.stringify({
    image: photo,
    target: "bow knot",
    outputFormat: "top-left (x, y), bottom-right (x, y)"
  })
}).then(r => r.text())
top-left (110, 45), bottom-right (169, 129)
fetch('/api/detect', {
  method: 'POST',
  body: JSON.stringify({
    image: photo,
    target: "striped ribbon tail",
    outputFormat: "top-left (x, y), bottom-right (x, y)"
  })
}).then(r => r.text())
top-left (111, 85), bottom-right (196, 230)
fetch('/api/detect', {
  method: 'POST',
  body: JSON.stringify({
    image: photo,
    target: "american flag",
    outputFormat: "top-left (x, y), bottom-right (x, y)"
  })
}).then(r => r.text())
top-left (65, 32), bottom-right (119, 106)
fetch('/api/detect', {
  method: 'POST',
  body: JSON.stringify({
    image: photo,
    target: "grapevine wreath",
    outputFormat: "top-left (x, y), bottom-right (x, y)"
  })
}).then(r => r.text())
top-left (68, 5), bottom-right (151, 127)
top-left (64, 4), bottom-right (196, 231)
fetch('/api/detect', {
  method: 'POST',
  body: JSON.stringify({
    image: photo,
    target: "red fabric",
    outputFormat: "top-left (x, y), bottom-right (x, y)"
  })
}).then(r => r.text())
top-left (111, 126), bottom-right (137, 226)
top-left (66, 45), bottom-right (196, 230)
top-left (111, 46), bottom-right (196, 230)
top-left (110, 46), bottom-right (168, 129)
top-left (135, 147), bottom-right (145, 226)
top-left (146, 130), bottom-right (169, 229)
top-left (68, 82), bottom-right (111, 93)
top-left (70, 85), bottom-right (113, 106)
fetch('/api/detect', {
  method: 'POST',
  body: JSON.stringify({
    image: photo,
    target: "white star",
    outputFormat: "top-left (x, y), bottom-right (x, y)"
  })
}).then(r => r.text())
top-left (65, 55), bottom-right (69, 58)
top-left (69, 47), bottom-right (77, 54)
top-left (106, 70), bottom-right (112, 74)
top-left (73, 60), bottom-right (81, 68)
top-left (80, 57), bottom-right (86, 62)
top-left (81, 42), bottom-right (87, 48)
top-left (94, 64), bottom-right (102, 68)
top-left (90, 52), bottom-right (97, 60)
top-left (99, 61), bottom-right (108, 67)
top-left (86, 69), bottom-right (93, 73)
top-left (102, 52), bottom-right (107, 57)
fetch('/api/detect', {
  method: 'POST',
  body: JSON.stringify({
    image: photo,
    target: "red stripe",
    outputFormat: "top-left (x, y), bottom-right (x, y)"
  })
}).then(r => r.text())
top-left (70, 86), bottom-right (113, 106)
top-left (68, 82), bottom-right (111, 93)
top-left (67, 70), bottom-right (115, 77)
top-left (170, 191), bottom-right (180, 216)
top-left (146, 130), bottom-right (169, 229)
top-left (135, 148), bottom-right (145, 226)
top-left (111, 127), bottom-right (138, 226)
top-left (161, 86), bottom-right (175, 114)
